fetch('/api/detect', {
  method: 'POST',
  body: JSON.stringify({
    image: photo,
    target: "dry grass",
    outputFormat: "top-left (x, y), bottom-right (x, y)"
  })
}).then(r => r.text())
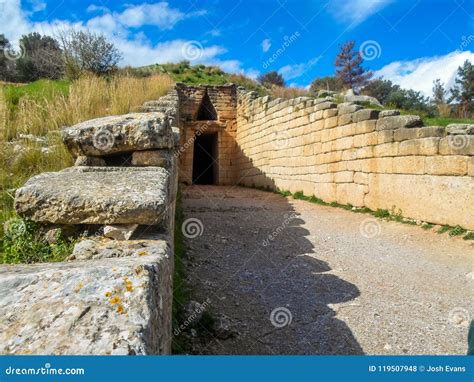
top-left (0, 74), bottom-right (173, 230)
top-left (269, 85), bottom-right (310, 99)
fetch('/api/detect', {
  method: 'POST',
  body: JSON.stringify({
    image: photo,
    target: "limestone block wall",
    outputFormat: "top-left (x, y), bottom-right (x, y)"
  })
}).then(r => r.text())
top-left (235, 90), bottom-right (474, 230)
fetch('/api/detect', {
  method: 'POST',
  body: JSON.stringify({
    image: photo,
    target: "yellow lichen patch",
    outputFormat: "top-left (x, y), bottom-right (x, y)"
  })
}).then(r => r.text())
top-left (137, 251), bottom-right (149, 257)
top-left (74, 282), bottom-right (84, 293)
top-left (105, 291), bottom-right (112, 298)
top-left (109, 296), bottom-right (121, 305)
top-left (125, 284), bottom-right (134, 292)
top-left (116, 305), bottom-right (125, 314)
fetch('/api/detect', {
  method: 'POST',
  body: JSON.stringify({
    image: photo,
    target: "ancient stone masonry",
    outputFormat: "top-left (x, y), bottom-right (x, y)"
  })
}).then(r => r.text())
top-left (235, 90), bottom-right (474, 230)
top-left (0, 97), bottom-right (181, 354)
top-left (2, 83), bottom-right (473, 355)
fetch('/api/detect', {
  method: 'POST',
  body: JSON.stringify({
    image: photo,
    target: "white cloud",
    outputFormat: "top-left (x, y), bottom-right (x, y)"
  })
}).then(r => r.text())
top-left (278, 56), bottom-right (321, 80)
top-left (86, 4), bottom-right (110, 13)
top-left (0, 0), bottom-right (245, 71)
top-left (374, 50), bottom-right (474, 97)
top-left (329, 0), bottom-right (392, 26)
top-left (261, 39), bottom-right (271, 53)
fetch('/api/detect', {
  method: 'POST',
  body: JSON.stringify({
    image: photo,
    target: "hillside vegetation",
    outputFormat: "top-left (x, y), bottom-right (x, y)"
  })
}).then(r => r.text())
top-left (0, 74), bottom-right (173, 262)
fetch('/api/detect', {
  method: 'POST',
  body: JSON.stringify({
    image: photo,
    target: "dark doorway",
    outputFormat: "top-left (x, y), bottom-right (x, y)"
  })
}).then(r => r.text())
top-left (192, 133), bottom-right (217, 184)
top-left (196, 92), bottom-right (217, 121)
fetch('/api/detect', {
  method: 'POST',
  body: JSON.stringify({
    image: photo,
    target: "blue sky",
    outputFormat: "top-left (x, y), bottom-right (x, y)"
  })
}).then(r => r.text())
top-left (1, 0), bottom-right (473, 95)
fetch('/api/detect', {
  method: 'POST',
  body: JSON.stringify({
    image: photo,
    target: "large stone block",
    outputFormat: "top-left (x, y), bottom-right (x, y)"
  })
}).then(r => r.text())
top-left (394, 126), bottom-right (446, 141)
top-left (424, 156), bottom-right (468, 176)
top-left (62, 113), bottom-right (174, 157)
top-left (15, 167), bottom-right (170, 225)
top-left (352, 109), bottom-right (380, 123)
top-left (336, 183), bottom-right (366, 207)
top-left (0, 241), bottom-right (172, 355)
top-left (439, 136), bottom-right (474, 155)
top-left (376, 115), bottom-right (423, 131)
top-left (398, 137), bottom-right (440, 156)
top-left (365, 173), bottom-right (474, 230)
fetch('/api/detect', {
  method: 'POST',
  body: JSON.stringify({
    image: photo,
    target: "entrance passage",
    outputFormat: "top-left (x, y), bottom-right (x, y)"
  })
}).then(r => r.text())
top-left (192, 133), bottom-right (217, 184)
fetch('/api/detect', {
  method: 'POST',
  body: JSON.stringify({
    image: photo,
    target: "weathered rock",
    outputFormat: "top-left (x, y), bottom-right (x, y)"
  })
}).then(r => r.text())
top-left (376, 115), bottom-right (423, 131)
top-left (62, 113), bottom-right (174, 157)
top-left (344, 94), bottom-right (383, 107)
top-left (15, 167), bottom-right (170, 225)
top-left (69, 237), bottom-right (168, 260)
top-left (337, 102), bottom-right (362, 115)
top-left (352, 109), bottom-right (381, 122)
top-left (104, 224), bottom-right (139, 241)
top-left (132, 150), bottom-right (170, 167)
top-left (0, 243), bottom-right (172, 355)
top-left (446, 124), bottom-right (474, 135)
top-left (74, 156), bottom-right (106, 166)
top-left (379, 110), bottom-right (400, 118)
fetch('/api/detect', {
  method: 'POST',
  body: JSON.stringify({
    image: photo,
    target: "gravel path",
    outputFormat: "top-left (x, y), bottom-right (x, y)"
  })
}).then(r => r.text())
top-left (179, 185), bottom-right (473, 355)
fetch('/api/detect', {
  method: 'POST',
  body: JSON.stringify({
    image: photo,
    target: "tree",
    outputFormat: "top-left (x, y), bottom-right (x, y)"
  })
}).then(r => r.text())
top-left (257, 71), bottom-right (285, 87)
top-left (16, 32), bottom-right (64, 82)
top-left (335, 41), bottom-right (372, 90)
top-left (449, 60), bottom-right (474, 118)
top-left (362, 78), bottom-right (398, 105)
top-left (0, 35), bottom-right (18, 82)
top-left (432, 79), bottom-right (446, 105)
top-left (57, 29), bottom-right (122, 79)
top-left (309, 76), bottom-right (344, 93)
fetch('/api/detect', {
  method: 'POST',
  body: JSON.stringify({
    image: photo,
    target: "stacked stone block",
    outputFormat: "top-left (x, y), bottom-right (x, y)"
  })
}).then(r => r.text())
top-left (235, 89), bottom-right (474, 230)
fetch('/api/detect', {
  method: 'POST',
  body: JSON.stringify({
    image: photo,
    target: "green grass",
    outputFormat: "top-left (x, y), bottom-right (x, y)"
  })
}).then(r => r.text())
top-left (423, 117), bottom-right (474, 127)
top-left (172, 191), bottom-right (191, 354)
top-left (463, 232), bottom-right (474, 240)
top-left (0, 218), bottom-right (75, 264)
top-left (421, 223), bottom-right (434, 230)
top-left (437, 225), bottom-right (451, 234)
top-left (449, 225), bottom-right (467, 237)
top-left (3, 79), bottom-right (70, 112)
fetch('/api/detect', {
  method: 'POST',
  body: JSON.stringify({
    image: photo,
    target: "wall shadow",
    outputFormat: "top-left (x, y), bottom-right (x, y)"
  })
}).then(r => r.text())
top-left (179, 145), bottom-right (364, 355)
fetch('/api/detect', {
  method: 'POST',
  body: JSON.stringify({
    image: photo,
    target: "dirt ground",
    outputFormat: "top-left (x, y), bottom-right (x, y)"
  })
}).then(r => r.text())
top-left (176, 185), bottom-right (473, 355)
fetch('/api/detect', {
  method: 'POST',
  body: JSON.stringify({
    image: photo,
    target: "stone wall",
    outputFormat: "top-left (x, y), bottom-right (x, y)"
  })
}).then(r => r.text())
top-left (0, 96), bottom-right (181, 354)
top-left (235, 90), bottom-right (474, 230)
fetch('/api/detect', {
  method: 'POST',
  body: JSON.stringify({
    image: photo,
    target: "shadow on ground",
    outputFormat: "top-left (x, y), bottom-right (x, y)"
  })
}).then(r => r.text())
top-left (174, 184), bottom-right (364, 355)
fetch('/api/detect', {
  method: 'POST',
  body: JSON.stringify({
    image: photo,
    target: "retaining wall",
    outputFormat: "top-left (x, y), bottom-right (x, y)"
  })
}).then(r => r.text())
top-left (235, 90), bottom-right (474, 230)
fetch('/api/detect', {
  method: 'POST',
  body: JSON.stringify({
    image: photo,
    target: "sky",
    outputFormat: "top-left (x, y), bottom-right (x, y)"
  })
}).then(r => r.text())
top-left (1, 0), bottom-right (473, 96)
